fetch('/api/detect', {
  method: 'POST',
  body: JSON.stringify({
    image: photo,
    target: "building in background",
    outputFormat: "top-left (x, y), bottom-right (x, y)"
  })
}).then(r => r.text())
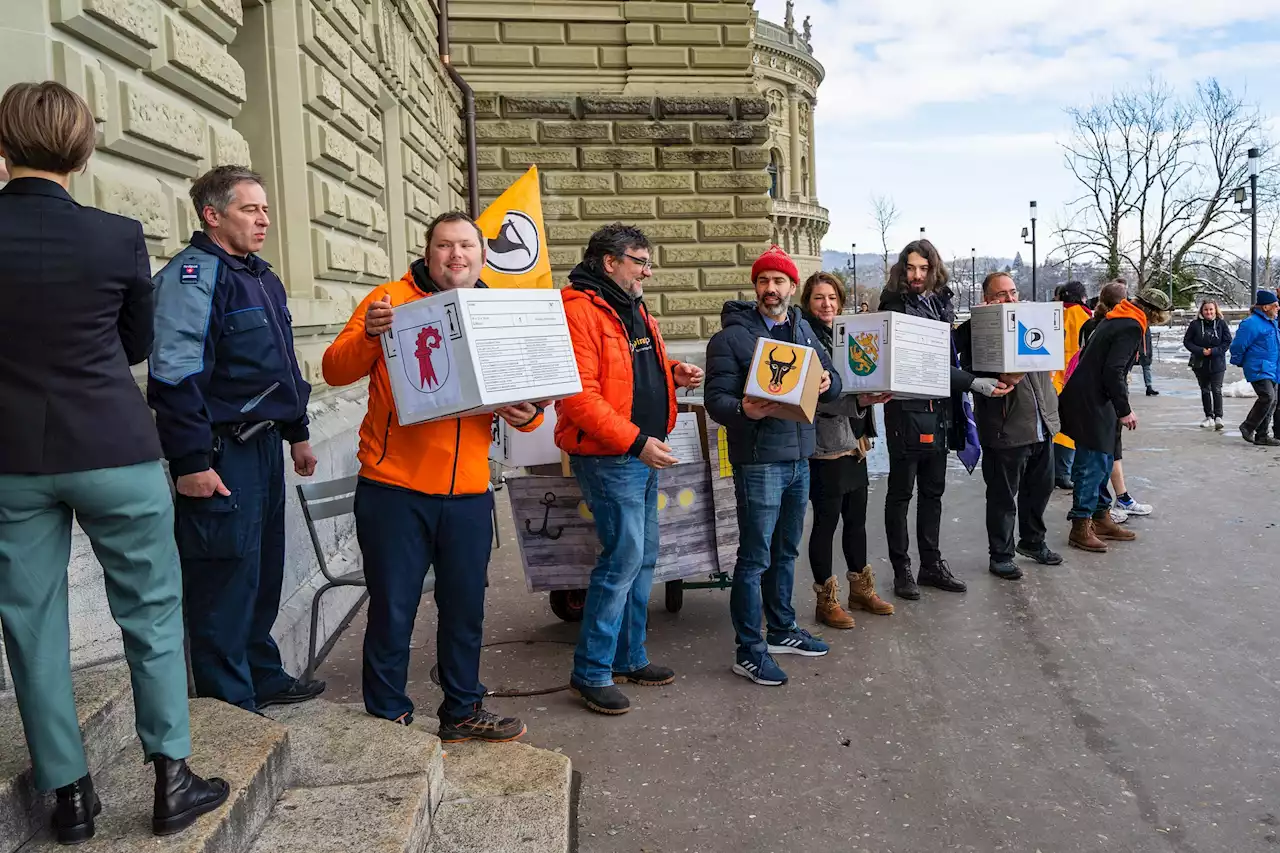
top-left (752, 2), bottom-right (829, 279)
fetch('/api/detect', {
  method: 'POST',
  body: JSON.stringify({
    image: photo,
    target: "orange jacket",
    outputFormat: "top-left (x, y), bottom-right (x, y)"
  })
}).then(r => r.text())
top-left (321, 269), bottom-right (542, 496)
top-left (555, 286), bottom-right (679, 456)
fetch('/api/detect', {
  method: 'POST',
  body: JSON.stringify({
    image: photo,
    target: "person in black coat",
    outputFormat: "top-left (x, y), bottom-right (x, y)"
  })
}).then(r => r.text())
top-left (1059, 287), bottom-right (1172, 553)
top-left (0, 81), bottom-right (226, 844)
top-left (1183, 299), bottom-right (1233, 429)
top-left (877, 240), bottom-right (1009, 600)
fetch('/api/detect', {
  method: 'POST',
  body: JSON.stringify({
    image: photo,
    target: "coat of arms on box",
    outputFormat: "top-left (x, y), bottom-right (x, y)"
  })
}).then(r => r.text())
top-left (848, 331), bottom-right (879, 377)
top-left (755, 343), bottom-right (804, 395)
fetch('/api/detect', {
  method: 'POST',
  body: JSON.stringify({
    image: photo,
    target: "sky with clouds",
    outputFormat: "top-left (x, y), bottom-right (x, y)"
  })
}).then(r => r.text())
top-left (752, 0), bottom-right (1280, 265)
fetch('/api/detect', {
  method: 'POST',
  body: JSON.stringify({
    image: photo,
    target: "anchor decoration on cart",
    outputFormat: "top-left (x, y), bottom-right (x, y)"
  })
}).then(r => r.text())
top-left (525, 491), bottom-right (563, 540)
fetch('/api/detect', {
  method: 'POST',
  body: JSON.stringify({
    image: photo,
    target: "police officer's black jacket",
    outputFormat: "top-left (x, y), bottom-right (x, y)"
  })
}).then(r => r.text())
top-left (148, 231), bottom-right (311, 476)
top-left (0, 178), bottom-right (163, 475)
top-left (704, 300), bottom-right (841, 466)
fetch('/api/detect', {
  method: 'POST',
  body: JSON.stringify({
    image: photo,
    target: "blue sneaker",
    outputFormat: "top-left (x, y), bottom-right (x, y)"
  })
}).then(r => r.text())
top-left (765, 626), bottom-right (829, 657)
top-left (732, 652), bottom-right (788, 686)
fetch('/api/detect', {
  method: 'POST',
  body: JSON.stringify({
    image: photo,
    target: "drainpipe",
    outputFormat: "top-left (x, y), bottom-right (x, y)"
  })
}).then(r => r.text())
top-left (438, 0), bottom-right (479, 217)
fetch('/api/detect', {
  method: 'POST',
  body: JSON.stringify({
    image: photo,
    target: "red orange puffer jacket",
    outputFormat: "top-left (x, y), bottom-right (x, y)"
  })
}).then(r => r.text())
top-left (555, 286), bottom-right (678, 456)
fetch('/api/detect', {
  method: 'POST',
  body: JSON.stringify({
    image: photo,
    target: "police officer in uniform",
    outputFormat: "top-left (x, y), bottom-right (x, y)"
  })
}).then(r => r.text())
top-left (149, 165), bottom-right (324, 713)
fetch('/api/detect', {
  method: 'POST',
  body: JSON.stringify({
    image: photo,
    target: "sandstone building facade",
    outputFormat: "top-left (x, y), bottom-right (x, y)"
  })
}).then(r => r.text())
top-left (0, 0), bottom-right (827, 683)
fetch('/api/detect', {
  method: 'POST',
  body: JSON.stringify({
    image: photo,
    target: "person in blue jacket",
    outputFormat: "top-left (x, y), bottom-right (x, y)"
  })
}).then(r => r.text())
top-left (704, 246), bottom-right (842, 687)
top-left (1229, 290), bottom-right (1280, 446)
top-left (148, 166), bottom-right (325, 713)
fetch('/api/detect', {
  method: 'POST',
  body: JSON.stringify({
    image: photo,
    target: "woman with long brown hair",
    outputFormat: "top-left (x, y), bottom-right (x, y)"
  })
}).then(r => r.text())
top-left (799, 272), bottom-right (894, 628)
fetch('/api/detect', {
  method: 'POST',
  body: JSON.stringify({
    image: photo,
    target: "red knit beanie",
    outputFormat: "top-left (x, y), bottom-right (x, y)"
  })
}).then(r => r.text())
top-left (751, 245), bottom-right (800, 285)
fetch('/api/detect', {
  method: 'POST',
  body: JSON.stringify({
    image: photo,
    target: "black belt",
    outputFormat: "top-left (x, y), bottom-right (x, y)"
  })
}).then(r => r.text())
top-left (213, 421), bottom-right (277, 443)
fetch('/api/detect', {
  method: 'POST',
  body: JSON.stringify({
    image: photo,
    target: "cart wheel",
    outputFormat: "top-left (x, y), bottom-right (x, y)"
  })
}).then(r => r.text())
top-left (549, 589), bottom-right (586, 622)
top-left (664, 580), bottom-right (684, 613)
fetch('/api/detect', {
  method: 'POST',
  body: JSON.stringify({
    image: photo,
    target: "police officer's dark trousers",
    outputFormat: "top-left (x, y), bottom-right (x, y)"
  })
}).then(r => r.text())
top-left (177, 427), bottom-right (293, 711)
top-left (353, 478), bottom-right (492, 724)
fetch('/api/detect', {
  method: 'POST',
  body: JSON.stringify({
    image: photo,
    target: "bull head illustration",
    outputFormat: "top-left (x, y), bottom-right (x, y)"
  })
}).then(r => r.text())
top-left (766, 346), bottom-right (798, 393)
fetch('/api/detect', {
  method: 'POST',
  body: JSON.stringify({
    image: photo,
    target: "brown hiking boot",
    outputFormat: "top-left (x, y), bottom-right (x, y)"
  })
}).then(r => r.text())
top-left (1092, 509), bottom-right (1136, 541)
top-left (847, 567), bottom-right (894, 615)
top-left (813, 576), bottom-right (856, 629)
top-left (1069, 518), bottom-right (1108, 552)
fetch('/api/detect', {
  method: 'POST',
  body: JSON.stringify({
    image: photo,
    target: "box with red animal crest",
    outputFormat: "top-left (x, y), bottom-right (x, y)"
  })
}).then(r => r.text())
top-left (380, 288), bottom-right (582, 425)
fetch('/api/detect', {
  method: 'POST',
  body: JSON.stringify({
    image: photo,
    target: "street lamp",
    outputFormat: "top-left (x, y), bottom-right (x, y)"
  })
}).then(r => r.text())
top-left (970, 248), bottom-right (976, 310)
top-left (1250, 147), bottom-right (1260, 304)
top-left (850, 242), bottom-right (858, 312)
top-left (1023, 201), bottom-right (1038, 301)
top-left (920, 227), bottom-right (927, 240)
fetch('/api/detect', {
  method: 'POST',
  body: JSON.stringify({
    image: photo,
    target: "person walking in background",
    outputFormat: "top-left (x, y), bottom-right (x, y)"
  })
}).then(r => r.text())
top-left (1059, 288), bottom-right (1172, 551)
top-left (1183, 299), bottom-right (1232, 430)
top-left (957, 273), bottom-right (1062, 580)
top-left (0, 81), bottom-right (227, 843)
top-left (704, 246), bottom-right (842, 686)
top-left (1052, 281), bottom-right (1094, 489)
top-left (1138, 325), bottom-right (1159, 396)
top-left (878, 240), bottom-right (1010, 600)
top-left (800, 272), bottom-right (894, 628)
top-left (1229, 290), bottom-right (1280, 446)
top-left (555, 224), bottom-right (704, 715)
top-left (149, 166), bottom-right (325, 716)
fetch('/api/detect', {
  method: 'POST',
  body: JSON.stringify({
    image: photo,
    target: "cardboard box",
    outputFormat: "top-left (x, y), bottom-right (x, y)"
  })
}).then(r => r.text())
top-left (381, 288), bottom-right (582, 425)
top-left (833, 311), bottom-right (951, 399)
top-left (743, 337), bottom-right (822, 423)
top-left (967, 302), bottom-right (1065, 373)
top-left (491, 405), bottom-right (560, 468)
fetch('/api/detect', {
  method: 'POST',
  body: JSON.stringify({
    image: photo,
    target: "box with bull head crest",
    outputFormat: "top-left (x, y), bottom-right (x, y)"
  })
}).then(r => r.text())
top-left (743, 337), bottom-right (823, 423)
top-left (832, 311), bottom-right (952, 400)
top-left (380, 288), bottom-right (582, 425)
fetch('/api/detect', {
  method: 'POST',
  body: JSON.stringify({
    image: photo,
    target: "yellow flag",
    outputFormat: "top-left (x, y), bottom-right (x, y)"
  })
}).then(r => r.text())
top-left (476, 166), bottom-right (554, 289)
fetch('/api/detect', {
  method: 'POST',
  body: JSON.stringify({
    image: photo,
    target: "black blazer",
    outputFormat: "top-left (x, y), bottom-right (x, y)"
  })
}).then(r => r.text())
top-left (0, 178), bottom-right (163, 475)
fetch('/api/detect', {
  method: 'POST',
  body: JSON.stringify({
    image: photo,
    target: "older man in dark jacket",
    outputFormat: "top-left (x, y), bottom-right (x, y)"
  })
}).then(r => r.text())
top-left (956, 273), bottom-right (1062, 581)
top-left (705, 246), bottom-right (841, 687)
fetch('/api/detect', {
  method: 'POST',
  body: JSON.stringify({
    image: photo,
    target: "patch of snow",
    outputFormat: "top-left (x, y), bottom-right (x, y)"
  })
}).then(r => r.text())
top-left (1224, 380), bottom-right (1257, 398)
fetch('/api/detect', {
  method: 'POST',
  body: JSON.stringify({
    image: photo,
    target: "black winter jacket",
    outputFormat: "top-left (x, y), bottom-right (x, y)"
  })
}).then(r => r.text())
top-left (704, 301), bottom-right (841, 465)
top-left (1059, 315), bottom-right (1144, 454)
top-left (877, 286), bottom-right (976, 456)
top-left (1183, 317), bottom-right (1233, 373)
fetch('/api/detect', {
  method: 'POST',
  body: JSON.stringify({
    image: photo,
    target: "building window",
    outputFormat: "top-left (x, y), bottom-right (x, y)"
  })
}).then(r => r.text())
top-left (767, 150), bottom-right (780, 199)
top-left (801, 157), bottom-right (809, 197)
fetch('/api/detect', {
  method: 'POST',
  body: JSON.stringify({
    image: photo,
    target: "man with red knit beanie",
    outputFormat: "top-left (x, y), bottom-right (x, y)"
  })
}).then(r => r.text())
top-left (704, 245), bottom-right (842, 686)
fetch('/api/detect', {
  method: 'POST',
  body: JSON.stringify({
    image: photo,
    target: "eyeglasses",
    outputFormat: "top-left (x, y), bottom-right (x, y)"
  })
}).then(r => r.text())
top-left (623, 253), bottom-right (654, 271)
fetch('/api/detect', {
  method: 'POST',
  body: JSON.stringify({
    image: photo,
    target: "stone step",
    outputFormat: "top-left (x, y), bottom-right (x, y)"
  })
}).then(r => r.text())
top-left (16, 698), bottom-right (289, 853)
top-left (250, 701), bottom-right (444, 853)
top-left (430, 739), bottom-right (573, 853)
top-left (0, 663), bottom-right (135, 853)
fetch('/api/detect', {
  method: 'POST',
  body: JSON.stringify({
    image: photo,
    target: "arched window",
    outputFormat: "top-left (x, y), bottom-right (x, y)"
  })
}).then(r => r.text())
top-left (801, 157), bottom-right (809, 197)
top-left (767, 150), bottom-right (781, 200)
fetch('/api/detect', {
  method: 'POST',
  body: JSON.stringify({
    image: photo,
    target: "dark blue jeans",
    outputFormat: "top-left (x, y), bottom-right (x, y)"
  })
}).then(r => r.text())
top-left (1053, 443), bottom-right (1075, 484)
top-left (177, 429), bottom-right (293, 711)
top-left (570, 455), bottom-right (658, 688)
top-left (730, 460), bottom-right (808, 658)
top-left (354, 478), bottom-right (492, 723)
top-left (1068, 448), bottom-right (1114, 520)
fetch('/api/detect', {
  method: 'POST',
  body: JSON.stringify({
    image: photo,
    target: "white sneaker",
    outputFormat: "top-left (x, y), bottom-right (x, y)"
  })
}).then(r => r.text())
top-left (1109, 507), bottom-right (1129, 524)
top-left (1214, 418), bottom-right (1225, 431)
top-left (1116, 497), bottom-right (1152, 516)
top-left (1201, 418), bottom-right (1215, 429)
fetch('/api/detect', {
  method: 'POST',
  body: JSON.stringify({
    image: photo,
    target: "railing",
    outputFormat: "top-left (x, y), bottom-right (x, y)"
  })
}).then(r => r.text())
top-left (772, 199), bottom-right (829, 222)
top-left (755, 19), bottom-right (813, 55)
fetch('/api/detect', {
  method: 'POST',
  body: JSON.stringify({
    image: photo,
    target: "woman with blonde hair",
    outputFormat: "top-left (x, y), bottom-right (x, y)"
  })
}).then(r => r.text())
top-left (1183, 299), bottom-right (1232, 429)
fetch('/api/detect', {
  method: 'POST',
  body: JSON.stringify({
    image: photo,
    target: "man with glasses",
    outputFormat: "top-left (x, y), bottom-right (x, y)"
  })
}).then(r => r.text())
top-left (556, 223), bottom-right (704, 715)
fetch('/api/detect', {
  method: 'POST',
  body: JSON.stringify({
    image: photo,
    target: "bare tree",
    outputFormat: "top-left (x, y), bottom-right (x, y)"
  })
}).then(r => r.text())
top-left (1058, 77), bottom-right (1273, 305)
top-left (870, 194), bottom-right (899, 284)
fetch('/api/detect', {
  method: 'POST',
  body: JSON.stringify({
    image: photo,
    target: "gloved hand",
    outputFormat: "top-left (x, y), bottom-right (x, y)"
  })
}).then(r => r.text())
top-left (970, 377), bottom-right (1001, 398)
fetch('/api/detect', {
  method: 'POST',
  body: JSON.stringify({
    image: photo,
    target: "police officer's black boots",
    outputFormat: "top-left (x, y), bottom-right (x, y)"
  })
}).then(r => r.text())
top-left (151, 755), bottom-right (230, 836)
top-left (53, 773), bottom-right (100, 845)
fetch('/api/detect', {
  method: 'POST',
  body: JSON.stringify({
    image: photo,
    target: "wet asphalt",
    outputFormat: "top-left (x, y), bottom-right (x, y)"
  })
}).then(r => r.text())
top-left (317, 362), bottom-right (1280, 853)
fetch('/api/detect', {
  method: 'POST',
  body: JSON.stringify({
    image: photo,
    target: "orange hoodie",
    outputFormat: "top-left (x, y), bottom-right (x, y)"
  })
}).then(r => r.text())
top-left (321, 269), bottom-right (543, 496)
top-left (1107, 299), bottom-right (1150, 338)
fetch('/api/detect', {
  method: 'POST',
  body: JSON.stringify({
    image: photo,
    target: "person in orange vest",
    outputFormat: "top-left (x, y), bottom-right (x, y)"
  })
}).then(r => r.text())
top-left (323, 211), bottom-right (547, 742)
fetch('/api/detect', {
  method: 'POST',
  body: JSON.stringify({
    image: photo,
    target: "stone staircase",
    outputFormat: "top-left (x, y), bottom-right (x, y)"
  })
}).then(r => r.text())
top-left (0, 664), bottom-right (572, 853)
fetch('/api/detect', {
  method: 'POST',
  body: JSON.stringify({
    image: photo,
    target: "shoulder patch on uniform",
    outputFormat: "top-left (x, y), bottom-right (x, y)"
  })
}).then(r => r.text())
top-left (149, 249), bottom-right (220, 386)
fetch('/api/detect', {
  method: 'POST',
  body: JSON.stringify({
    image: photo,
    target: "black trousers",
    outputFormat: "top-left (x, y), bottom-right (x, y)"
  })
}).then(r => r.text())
top-left (1244, 379), bottom-right (1279, 437)
top-left (1193, 367), bottom-right (1225, 419)
top-left (980, 440), bottom-right (1054, 563)
top-left (885, 451), bottom-right (947, 570)
top-left (808, 461), bottom-right (869, 584)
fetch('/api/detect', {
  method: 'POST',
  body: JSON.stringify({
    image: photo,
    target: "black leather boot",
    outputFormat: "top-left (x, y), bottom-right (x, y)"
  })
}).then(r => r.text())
top-left (151, 755), bottom-right (230, 836)
top-left (892, 564), bottom-right (920, 600)
top-left (52, 773), bottom-right (100, 845)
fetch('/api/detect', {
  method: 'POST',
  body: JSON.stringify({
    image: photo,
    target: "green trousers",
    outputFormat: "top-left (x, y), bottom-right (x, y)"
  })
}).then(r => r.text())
top-left (0, 461), bottom-right (191, 791)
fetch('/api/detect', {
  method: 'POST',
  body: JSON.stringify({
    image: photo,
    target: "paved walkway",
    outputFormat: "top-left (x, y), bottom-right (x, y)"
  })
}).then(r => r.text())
top-left (317, 363), bottom-right (1280, 853)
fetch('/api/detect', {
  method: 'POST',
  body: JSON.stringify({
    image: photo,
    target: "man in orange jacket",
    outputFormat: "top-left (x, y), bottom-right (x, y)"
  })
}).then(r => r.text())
top-left (322, 211), bottom-right (546, 742)
top-left (556, 223), bottom-right (704, 715)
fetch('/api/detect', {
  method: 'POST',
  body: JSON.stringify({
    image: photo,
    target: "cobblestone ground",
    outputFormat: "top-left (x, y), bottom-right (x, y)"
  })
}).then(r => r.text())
top-left (319, 361), bottom-right (1280, 853)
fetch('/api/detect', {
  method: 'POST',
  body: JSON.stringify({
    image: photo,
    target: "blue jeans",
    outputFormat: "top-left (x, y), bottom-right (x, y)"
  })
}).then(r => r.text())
top-left (354, 478), bottom-right (493, 723)
top-left (1053, 443), bottom-right (1075, 484)
top-left (1068, 448), bottom-right (1114, 520)
top-left (1140, 363), bottom-right (1155, 389)
top-left (570, 455), bottom-right (658, 688)
top-left (730, 460), bottom-right (809, 658)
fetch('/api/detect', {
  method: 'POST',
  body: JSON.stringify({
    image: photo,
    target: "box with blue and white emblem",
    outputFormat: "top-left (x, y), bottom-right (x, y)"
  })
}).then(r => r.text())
top-left (967, 301), bottom-right (1065, 373)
